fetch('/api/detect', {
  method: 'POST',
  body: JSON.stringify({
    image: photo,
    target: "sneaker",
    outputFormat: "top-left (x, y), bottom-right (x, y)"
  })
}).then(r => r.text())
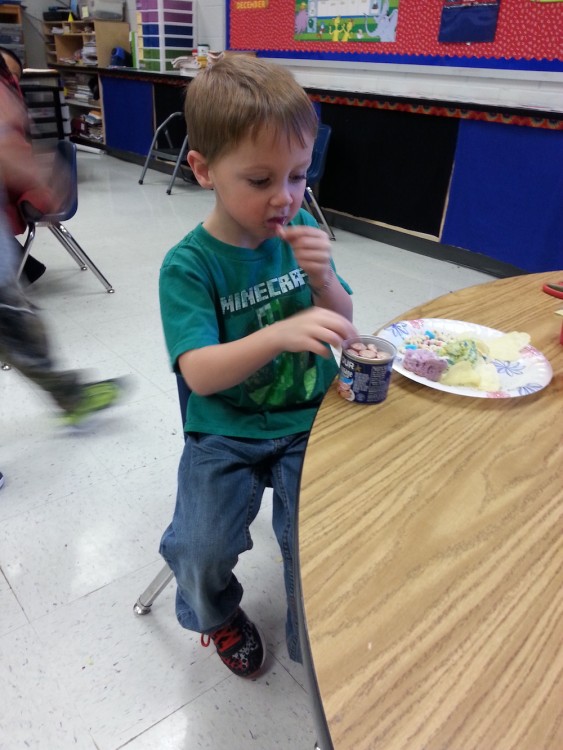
top-left (22, 255), bottom-right (47, 285)
top-left (0, 471), bottom-right (4, 489)
top-left (61, 378), bottom-right (125, 427)
top-left (201, 608), bottom-right (265, 678)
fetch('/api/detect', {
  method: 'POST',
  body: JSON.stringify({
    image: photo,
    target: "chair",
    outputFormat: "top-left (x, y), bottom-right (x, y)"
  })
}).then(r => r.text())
top-left (133, 560), bottom-right (174, 615)
top-left (18, 140), bottom-right (114, 293)
top-left (134, 372), bottom-right (278, 616)
top-left (133, 377), bottom-right (322, 748)
top-left (304, 123), bottom-right (335, 240)
top-left (138, 112), bottom-right (190, 195)
top-left (133, 372), bottom-right (186, 615)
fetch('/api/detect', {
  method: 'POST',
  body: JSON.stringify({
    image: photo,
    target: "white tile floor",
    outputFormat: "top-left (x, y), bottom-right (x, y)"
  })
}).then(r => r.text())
top-left (0, 152), bottom-right (494, 750)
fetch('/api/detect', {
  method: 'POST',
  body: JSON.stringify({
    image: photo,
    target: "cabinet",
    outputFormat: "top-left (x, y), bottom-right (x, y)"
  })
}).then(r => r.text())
top-left (0, 4), bottom-right (24, 65)
top-left (99, 69), bottom-right (192, 165)
top-left (46, 20), bottom-right (130, 148)
top-left (43, 19), bottom-right (130, 67)
top-left (101, 74), bottom-right (154, 154)
top-left (21, 70), bottom-right (70, 146)
top-left (55, 67), bottom-right (104, 147)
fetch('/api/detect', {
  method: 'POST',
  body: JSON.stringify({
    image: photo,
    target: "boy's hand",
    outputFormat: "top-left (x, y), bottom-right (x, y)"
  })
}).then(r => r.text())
top-left (275, 307), bottom-right (357, 359)
top-left (277, 224), bottom-right (333, 292)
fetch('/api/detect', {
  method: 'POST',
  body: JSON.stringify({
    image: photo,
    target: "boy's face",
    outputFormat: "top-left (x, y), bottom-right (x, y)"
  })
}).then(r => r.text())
top-left (200, 126), bottom-right (314, 249)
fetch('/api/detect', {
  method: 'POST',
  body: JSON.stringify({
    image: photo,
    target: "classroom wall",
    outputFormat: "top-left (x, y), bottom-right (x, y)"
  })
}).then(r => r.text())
top-left (22, 1), bottom-right (560, 114)
top-left (227, 0), bottom-right (563, 113)
top-left (20, 0), bottom-right (227, 67)
top-left (196, 0), bottom-right (225, 52)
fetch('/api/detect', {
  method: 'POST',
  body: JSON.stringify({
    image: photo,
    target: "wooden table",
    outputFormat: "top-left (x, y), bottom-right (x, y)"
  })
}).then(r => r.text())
top-left (298, 271), bottom-right (563, 750)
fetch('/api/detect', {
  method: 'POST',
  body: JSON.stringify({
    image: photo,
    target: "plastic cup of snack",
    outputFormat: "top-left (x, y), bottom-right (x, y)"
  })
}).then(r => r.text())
top-left (337, 335), bottom-right (397, 404)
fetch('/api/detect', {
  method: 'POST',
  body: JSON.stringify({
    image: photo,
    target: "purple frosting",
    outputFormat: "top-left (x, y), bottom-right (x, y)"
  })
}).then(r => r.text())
top-left (403, 349), bottom-right (448, 382)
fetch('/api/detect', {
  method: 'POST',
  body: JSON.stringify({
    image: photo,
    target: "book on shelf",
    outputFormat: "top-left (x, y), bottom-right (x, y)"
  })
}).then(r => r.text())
top-left (84, 109), bottom-right (102, 125)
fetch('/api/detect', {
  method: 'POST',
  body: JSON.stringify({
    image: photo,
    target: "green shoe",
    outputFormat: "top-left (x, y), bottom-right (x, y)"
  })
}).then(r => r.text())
top-left (61, 378), bottom-right (125, 427)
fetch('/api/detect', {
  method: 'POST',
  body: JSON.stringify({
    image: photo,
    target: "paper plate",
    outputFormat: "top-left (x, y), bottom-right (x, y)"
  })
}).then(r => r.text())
top-left (376, 318), bottom-right (552, 398)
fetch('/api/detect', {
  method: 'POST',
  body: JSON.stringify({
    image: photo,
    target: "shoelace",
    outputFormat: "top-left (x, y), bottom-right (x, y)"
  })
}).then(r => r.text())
top-left (200, 618), bottom-right (241, 652)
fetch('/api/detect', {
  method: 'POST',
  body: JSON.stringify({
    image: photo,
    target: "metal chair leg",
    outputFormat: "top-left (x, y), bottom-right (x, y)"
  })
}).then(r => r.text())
top-left (304, 187), bottom-right (335, 240)
top-left (17, 222), bottom-right (36, 278)
top-left (139, 112), bottom-right (187, 190)
top-left (48, 223), bottom-right (115, 293)
top-left (48, 223), bottom-right (86, 270)
top-left (166, 134), bottom-right (189, 195)
top-left (138, 127), bottom-right (162, 185)
top-left (133, 563), bottom-right (174, 615)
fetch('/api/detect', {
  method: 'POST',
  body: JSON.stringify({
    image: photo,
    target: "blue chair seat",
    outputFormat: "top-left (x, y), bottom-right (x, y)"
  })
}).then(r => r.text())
top-left (18, 140), bottom-right (114, 293)
top-left (303, 123), bottom-right (335, 240)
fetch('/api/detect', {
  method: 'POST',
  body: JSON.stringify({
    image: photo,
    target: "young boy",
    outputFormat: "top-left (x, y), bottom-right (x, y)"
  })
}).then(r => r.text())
top-left (159, 54), bottom-right (356, 678)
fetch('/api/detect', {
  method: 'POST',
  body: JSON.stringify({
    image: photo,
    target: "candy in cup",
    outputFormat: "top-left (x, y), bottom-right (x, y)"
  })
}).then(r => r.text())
top-left (337, 335), bottom-right (397, 404)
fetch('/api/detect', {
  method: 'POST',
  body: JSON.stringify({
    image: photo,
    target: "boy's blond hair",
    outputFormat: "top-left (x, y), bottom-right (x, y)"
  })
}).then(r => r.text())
top-left (184, 55), bottom-right (318, 165)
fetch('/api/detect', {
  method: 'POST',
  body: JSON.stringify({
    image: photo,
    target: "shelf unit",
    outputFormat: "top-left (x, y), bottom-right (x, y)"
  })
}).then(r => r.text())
top-left (0, 3), bottom-right (24, 65)
top-left (45, 20), bottom-right (130, 148)
top-left (43, 18), bottom-right (130, 68)
top-left (134, 0), bottom-right (196, 72)
top-left (21, 70), bottom-right (70, 146)
top-left (55, 66), bottom-right (104, 147)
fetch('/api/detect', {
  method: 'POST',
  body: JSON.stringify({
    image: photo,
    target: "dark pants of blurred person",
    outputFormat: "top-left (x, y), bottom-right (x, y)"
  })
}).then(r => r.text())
top-left (0, 192), bottom-right (85, 411)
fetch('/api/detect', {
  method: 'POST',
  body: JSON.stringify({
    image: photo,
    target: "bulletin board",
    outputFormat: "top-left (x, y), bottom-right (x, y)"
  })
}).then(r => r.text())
top-left (227, 0), bottom-right (563, 72)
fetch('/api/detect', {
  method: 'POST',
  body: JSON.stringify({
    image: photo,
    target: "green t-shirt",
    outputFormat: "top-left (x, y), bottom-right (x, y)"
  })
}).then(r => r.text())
top-left (159, 209), bottom-right (352, 438)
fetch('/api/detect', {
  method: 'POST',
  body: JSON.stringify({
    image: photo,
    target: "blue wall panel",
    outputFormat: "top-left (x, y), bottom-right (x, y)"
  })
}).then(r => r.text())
top-left (103, 77), bottom-right (154, 155)
top-left (442, 120), bottom-right (563, 272)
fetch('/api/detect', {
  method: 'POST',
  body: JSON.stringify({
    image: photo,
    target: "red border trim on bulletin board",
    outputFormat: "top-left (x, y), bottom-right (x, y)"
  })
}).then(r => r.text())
top-left (227, 0), bottom-right (563, 68)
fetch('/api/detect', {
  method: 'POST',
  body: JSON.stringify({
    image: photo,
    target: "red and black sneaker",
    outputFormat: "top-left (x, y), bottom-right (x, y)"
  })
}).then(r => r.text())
top-left (201, 608), bottom-right (266, 678)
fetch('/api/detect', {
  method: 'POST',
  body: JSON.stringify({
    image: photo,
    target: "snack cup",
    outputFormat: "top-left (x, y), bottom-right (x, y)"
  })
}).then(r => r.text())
top-left (337, 335), bottom-right (397, 404)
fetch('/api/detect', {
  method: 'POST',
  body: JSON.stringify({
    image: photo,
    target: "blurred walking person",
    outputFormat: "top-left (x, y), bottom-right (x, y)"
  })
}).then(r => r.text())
top-left (0, 54), bottom-right (124, 487)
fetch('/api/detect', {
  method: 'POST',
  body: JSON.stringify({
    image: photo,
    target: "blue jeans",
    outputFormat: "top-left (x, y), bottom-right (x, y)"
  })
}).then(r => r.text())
top-left (159, 431), bottom-right (309, 662)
